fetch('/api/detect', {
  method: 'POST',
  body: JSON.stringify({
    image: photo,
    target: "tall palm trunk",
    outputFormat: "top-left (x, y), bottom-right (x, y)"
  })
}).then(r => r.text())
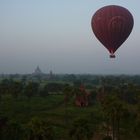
top-left (64, 101), bottom-right (68, 125)
top-left (112, 112), bottom-right (115, 140)
top-left (117, 117), bottom-right (120, 140)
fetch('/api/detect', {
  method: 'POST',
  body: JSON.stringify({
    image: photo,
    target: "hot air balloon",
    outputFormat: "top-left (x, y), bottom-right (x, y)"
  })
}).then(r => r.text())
top-left (91, 5), bottom-right (134, 58)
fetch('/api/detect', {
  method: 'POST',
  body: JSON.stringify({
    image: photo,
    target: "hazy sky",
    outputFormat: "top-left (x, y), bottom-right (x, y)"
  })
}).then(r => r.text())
top-left (0, 0), bottom-right (140, 74)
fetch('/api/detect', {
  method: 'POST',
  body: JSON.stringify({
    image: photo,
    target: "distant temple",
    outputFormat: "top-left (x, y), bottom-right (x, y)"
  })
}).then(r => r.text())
top-left (75, 84), bottom-right (90, 107)
top-left (33, 66), bottom-right (43, 75)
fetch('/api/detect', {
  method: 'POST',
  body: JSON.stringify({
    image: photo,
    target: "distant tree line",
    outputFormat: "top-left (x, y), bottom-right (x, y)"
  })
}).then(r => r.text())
top-left (0, 79), bottom-right (69, 100)
top-left (0, 76), bottom-right (140, 140)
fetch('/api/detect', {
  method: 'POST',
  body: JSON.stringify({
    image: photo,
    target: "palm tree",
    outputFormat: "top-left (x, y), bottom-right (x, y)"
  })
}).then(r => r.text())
top-left (4, 121), bottom-right (24, 140)
top-left (69, 118), bottom-right (94, 140)
top-left (102, 94), bottom-right (125, 140)
top-left (24, 82), bottom-right (39, 99)
top-left (133, 120), bottom-right (140, 139)
top-left (27, 117), bottom-right (55, 140)
top-left (10, 81), bottom-right (23, 99)
top-left (63, 84), bottom-right (73, 125)
top-left (133, 97), bottom-right (140, 139)
top-left (39, 84), bottom-right (48, 97)
top-left (0, 117), bottom-right (8, 140)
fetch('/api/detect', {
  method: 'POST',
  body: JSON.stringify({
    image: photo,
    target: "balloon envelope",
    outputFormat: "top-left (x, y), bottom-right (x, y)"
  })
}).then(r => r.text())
top-left (91, 5), bottom-right (134, 58)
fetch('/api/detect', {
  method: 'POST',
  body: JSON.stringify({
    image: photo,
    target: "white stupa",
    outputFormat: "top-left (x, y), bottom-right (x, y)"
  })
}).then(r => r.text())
top-left (33, 66), bottom-right (43, 75)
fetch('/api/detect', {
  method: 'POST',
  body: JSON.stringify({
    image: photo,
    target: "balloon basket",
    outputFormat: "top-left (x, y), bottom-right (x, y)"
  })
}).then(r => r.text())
top-left (110, 54), bottom-right (115, 58)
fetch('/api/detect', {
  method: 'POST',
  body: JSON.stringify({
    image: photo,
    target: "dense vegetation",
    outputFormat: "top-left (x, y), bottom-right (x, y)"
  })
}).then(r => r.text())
top-left (0, 74), bottom-right (140, 140)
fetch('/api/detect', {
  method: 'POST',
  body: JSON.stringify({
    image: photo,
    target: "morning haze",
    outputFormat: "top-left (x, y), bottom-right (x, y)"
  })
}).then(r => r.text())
top-left (0, 0), bottom-right (140, 74)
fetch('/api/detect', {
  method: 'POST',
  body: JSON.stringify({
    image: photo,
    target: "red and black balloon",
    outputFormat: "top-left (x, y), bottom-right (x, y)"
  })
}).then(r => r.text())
top-left (91, 5), bottom-right (134, 58)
